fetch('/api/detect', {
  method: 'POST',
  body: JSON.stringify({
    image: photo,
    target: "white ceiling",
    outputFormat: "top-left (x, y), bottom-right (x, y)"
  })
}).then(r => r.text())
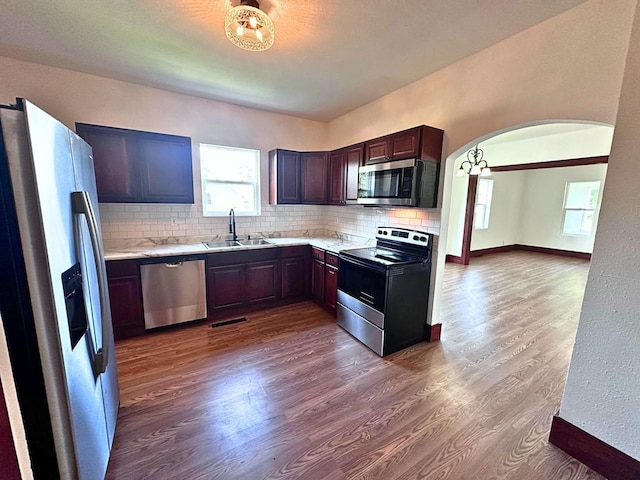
top-left (456, 123), bottom-right (614, 167)
top-left (0, 0), bottom-right (587, 121)
top-left (482, 123), bottom-right (611, 146)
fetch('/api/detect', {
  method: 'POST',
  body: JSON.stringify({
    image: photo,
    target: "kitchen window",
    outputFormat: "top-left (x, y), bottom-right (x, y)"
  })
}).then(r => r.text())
top-left (562, 181), bottom-right (601, 236)
top-left (200, 144), bottom-right (260, 216)
top-left (474, 178), bottom-right (493, 230)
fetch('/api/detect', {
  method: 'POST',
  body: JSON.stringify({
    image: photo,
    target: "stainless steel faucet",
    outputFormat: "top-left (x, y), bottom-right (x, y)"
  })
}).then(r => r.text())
top-left (229, 208), bottom-right (237, 241)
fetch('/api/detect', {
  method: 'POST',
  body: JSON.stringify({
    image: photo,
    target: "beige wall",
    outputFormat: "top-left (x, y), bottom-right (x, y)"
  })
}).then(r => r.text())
top-left (559, 0), bottom-right (640, 459)
top-left (327, 0), bottom-right (633, 154)
top-left (0, 54), bottom-right (329, 245)
top-left (327, 0), bottom-right (636, 325)
top-left (0, 0), bottom-right (635, 318)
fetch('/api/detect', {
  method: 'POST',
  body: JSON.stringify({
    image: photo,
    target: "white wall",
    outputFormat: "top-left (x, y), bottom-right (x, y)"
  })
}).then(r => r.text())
top-left (465, 165), bottom-right (608, 254)
top-left (480, 125), bottom-right (614, 166)
top-left (448, 125), bottom-right (613, 256)
top-left (558, 0), bottom-right (640, 458)
top-left (470, 171), bottom-right (526, 251)
top-left (518, 165), bottom-right (607, 252)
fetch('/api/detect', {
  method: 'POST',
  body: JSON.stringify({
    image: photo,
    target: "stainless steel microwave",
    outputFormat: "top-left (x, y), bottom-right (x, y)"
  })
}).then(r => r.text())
top-left (357, 159), bottom-right (439, 207)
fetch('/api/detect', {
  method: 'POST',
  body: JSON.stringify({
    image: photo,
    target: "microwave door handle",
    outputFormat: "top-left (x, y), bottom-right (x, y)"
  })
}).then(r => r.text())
top-left (71, 191), bottom-right (110, 376)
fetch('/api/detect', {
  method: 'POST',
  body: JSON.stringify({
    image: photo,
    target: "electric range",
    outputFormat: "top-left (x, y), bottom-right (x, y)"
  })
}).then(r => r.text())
top-left (337, 227), bottom-right (433, 356)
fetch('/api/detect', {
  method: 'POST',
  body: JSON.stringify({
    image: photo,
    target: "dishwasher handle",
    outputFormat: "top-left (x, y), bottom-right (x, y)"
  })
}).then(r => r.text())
top-left (165, 261), bottom-right (183, 268)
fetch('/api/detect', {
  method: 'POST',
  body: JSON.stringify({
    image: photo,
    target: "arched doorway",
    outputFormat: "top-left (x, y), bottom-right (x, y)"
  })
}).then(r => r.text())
top-left (430, 120), bottom-right (614, 327)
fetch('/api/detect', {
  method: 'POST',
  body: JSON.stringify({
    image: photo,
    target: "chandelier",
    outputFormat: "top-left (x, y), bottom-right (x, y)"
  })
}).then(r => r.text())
top-left (225, 0), bottom-right (275, 52)
top-left (456, 145), bottom-right (491, 177)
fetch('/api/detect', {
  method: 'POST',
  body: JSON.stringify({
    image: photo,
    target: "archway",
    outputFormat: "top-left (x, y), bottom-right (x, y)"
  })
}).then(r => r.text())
top-left (430, 120), bottom-right (614, 328)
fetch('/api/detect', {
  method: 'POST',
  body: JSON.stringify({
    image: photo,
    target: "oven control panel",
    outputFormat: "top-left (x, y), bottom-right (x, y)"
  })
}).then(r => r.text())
top-left (376, 227), bottom-right (431, 247)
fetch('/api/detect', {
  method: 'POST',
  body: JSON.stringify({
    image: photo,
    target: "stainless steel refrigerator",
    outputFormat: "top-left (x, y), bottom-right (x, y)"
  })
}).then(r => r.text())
top-left (0, 99), bottom-right (119, 479)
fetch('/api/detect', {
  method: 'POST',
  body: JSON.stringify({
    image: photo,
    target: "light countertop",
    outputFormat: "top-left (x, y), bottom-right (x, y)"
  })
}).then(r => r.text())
top-left (104, 237), bottom-right (371, 261)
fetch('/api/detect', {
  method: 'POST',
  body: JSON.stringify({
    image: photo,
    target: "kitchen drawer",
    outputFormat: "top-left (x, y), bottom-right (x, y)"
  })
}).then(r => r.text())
top-left (106, 259), bottom-right (139, 277)
top-left (312, 247), bottom-right (325, 262)
top-left (280, 245), bottom-right (310, 258)
top-left (325, 252), bottom-right (339, 268)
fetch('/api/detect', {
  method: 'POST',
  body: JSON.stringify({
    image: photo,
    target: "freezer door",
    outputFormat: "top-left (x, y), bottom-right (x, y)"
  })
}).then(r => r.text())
top-left (19, 101), bottom-right (113, 480)
top-left (70, 132), bottom-right (119, 447)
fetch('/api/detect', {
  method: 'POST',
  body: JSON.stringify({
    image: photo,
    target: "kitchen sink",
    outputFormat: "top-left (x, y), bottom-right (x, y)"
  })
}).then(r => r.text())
top-left (202, 239), bottom-right (273, 249)
top-left (202, 240), bottom-right (240, 249)
top-left (237, 239), bottom-right (273, 246)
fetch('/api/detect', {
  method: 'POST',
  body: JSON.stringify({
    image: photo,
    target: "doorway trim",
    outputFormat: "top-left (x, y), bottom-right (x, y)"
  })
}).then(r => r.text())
top-left (447, 154), bottom-right (609, 265)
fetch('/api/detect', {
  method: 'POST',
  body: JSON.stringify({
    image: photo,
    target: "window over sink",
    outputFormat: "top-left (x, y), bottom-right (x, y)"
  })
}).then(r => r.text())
top-left (200, 144), bottom-right (261, 216)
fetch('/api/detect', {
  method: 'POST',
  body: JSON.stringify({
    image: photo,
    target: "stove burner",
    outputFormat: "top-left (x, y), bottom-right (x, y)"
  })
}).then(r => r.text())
top-left (374, 250), bottom-right (409, 263)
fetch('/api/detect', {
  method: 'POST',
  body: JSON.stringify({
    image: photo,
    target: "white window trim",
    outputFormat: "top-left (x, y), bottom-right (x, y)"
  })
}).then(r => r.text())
top-left (200, 144), bottom-right (261, 217)
top-left (474, 178), bottom-right (493, 230)
top-left (561, 181), bottom-right (602, 237)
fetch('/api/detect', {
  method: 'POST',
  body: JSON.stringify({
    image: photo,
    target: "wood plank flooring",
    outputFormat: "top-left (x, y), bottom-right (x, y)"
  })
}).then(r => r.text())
top-left (106, 251), bottom-right (602, 479)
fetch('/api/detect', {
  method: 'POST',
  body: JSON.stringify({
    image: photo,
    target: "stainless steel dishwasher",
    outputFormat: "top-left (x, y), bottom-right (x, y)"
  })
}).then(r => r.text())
top-left (140, 256), bottom-right (207, 329)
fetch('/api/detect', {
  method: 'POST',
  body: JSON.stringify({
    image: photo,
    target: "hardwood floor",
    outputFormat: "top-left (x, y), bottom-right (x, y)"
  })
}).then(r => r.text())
top-left (106, 251), bottom-right (602, 479)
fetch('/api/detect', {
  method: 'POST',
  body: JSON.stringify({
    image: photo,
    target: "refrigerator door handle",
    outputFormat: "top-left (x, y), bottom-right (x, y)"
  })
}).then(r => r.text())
top-left (71, 191), bottom-right (109, 376)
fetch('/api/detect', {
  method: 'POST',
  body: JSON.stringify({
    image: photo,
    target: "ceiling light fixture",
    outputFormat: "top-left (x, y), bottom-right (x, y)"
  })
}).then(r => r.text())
top-left (225, 0), bottom-right (274, 52)
top-left (457, 145), bottom-right (492, 177)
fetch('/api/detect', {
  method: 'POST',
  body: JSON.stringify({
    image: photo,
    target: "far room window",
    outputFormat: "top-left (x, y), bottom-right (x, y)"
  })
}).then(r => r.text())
top-left (474, 178), bottom-right (493, 230)
top-left (200, 144), bottom-right (260, 216)
top-left (562, 181), bottom-right (601, 236)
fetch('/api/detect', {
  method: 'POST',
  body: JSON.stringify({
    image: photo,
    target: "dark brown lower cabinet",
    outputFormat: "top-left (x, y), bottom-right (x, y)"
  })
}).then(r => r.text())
top-left (311, 249), bottom-right (339, 317)
top-left (106, 246), bottom-right (316, 338)
top-left (311, 259), bottom-right (325, 304)
top-left (206, 250), bottom-right (283, 317)
top-left (0, 383), bottom-right (20, 480)
top-left (282, 256), bottom-right (309, 299)
top-left (106, 260), bottom-right (145, 340)
top-left (324, 265), bottom-right (338, 315)
top-left (207, 265), bottom-right (245, 310)
top-left (246, 261), bottom-right (279, 304)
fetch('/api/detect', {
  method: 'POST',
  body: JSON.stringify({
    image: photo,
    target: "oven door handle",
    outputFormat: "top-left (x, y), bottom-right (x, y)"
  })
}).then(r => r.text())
top-left (339, 256), bottom-right (387, 273)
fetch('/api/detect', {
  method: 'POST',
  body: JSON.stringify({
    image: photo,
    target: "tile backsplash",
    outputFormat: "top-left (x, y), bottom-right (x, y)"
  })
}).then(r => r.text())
top-left (99, 202), bottom-right (440, 248)
top-left (324, 205), bottom-right (440, 240)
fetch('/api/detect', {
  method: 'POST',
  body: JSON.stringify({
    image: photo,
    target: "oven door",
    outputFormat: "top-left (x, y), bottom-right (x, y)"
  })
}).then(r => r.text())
top-left (337, 257), bottom-right (387, 356)
top-left (338, 257), bottom-right (386, 313)
top-left (357, 159), bottom-right (419, 206)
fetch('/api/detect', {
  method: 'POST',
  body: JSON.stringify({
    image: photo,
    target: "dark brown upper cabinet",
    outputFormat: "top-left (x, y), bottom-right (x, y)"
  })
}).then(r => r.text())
top-left (345, 144), bottom-right (364, 202)
top-left (364, 138), bottom-right (391, 164)
top-left (329, 143), bottom-right (364, 205)
top-left (328, 151), bottom-right (345, 205)
top-left (137, 132), bottom-right (194, 204)
top-left (76, 125), bottom-right (137, 203)
top-left (270, 149), bottom-right (329, 205)
top-left (301, 152), bottom-right (329, 204)
top-left (76, 123), bottom-right (193, 204)
top-left (269, 149), bottom-right (301, 204)
top-left (364, 125), bottom-right (443, 165)
top-left (269, 124), bottom-right (442, 206)
top-left (389, 127), bottom-right (421, 160)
